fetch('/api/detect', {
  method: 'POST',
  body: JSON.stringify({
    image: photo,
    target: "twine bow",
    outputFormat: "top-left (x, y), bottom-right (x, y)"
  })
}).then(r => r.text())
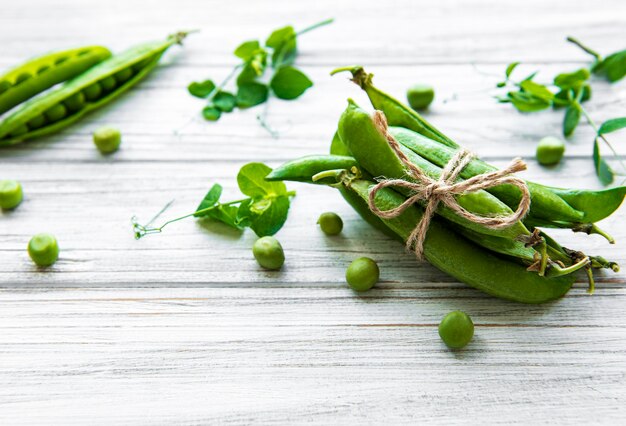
top-left (367, 111), bottom-right (531, 260)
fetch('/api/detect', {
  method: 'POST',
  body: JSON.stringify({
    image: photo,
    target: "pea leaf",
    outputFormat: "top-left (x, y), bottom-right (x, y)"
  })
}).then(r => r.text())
top-left (266, 25), bottom-right (297, 67)
top-left (598, 117), bottom-right (626, 135)
top-left (236, 64), bottom-right (258, 86)
top-left (237, 162), bottom-right (287, 198)
top-left (201, 204), bottom-right (243, 230)
top-left (194, 184), bottom-right (223, 217)
top-left (505, 62), bottom-right (520, 78)
top-left (202, 106), bottom-right (221, 121)
top-left (595, 50), bottom-right (626, 82)
top-left (270, 66), bottom-right (313, 100)
top-left (234, 40), bottom-right (261, 61)
top-left (519, 80), bottom-right (554, 102)
top-left (214, 91), bottom-right (237, 112)
top-left (554, 68), bottom-right (590, 89)
top-left (593, 138), bottom-right (614, 185)
top-left (236, 82), bottom-right (269, 108)
top-left (507, 91), bottom-right (551, 112)
top-left (563, 103), bottom-right (581, 137)
top-left (237, 195), bottom-right (290, 237)
top-left (188, 80), bottom-right (215, 98)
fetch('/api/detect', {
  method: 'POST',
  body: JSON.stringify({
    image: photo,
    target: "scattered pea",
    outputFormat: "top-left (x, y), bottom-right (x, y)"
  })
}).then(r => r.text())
top-left (536, 136), bottom-right (565, 166)
top-left (82, 83), bottom-right (102, 101)
top-left (0, 180), bottom-right (23, 209)
top-left (27, 115), bottom-right (47, 130)
top-left (407, 84), bottom-right (435, 110)
top-left (438, 311), bottom-right (474, 349)
top-left (44, 103), bottom-right (68, 122)
top-left (92, 126), bottom-right (122, 154)
top-left (100, 76), bottom-right (116, 92)
top-left (252, 236), bottom-right (285, 270)
top-left (346, 257), bottom-right (379, 291)
top-left (64, 92), bottom-right (86, 112)
top-left (114, 68), bottom-right (133, 84)
top-left (317, 212), bottom-right (343, 235)
top-left (28, 233), bottom-right (59, 267)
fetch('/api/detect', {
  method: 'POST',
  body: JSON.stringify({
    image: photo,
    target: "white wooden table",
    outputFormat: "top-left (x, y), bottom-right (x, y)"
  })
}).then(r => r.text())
top-left (1, 0), bottom-right (626, 424)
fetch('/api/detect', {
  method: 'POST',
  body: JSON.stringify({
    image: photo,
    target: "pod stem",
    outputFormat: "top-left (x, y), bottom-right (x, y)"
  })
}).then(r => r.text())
top-left (548, 256), bottom-right (590, 277)
top-left (566, 36), bottom-right (602, 61)
top-left (573, 223), bottom-right (615, 244)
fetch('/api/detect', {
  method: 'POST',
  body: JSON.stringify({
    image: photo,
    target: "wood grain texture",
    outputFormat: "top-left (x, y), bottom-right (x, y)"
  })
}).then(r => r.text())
top-left (1, 0), bottom-right (625, 424)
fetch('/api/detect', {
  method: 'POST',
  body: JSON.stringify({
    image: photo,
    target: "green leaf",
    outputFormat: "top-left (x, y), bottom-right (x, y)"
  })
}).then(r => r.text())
top-left (202, 204), bottom-right (243, 230)
top-left (202, 106), bottom-right (221, 121)
top-left (238, 195), bottom-right (290, 237)
top-left (266, 25), bottom-right (297, 67)
top-left (554, 68), bottom-right (590, 89)
top-left (595, 50), bottom-right (626, 82)
top-left (563, 103), bottom-right (581, 137)
top-left (598, 117), bottom-right (626, 135)
top-left (519, 80), bottom-right (554, 102)
top-left (236, 64), bottom-right (258, 85)
top-left (214, 91), bottom-right (237, 112)
top-left (237, 162), bottom-right (287, 198)
top-left (270, 66), bottom-right (313, 100)
top-left (188, 80), bottom-right (215, 98)
top-left (507, 91), bottom-right (551, 112)
top-left (194, 184), bottom-right (223, 217)
top-left (505, 62), bottom-right (520, 78)
top-left (236, 82), bottom-right (269, 108)
top-left (593, 139), bottom-right (614, 185)
top-left (234, 40), bottom-right (261, 60)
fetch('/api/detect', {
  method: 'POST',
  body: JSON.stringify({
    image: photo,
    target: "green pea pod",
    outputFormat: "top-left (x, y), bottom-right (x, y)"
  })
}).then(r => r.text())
top-left (346, 179), bottom-right (574, 303)
top-left (331, 66), bottom-right (456, 148)
top-left (338, 186), bottom-right (401, 240)
top-left (266, 155), bottom-right (357, 183)
top-left (546, 186), bottom-right (626, 223)
top-left (0, 32), bottom-right (190, 146)
top-left (338, 100), bottom-right (531, 240)
top-left (0, 46), bottom-right (111, 115)
top-left (390, 125), bottom-right (586, 223)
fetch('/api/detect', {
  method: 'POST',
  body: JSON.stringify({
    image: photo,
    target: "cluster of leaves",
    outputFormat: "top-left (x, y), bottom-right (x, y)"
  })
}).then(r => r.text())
top-left (496, 37), bottom-right (626, 184)
top-left (133, 163), bottom-right (295, 239)
top-left (188, 19), bottom-right (332, 127)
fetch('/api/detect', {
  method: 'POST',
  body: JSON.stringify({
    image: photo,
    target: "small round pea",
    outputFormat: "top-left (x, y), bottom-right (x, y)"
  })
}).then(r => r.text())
top-left (83, 83), bottom-right (102, 101)
top-left (44, 103), bottom-right (68, 122)
top-left (92, 126), bottom-right (122, 154)
top-left (346, 257), bottom-right (379, 292)
top-left (407, 84), bottom-right (435, 110)
top-left (536, 136), bottom-right (565, 166)
top-left (438, 311), bottom-right (474, 349)
top-left (27, 233), bottom-right (59, 267)
top-left (100, 76), bottom-right (116, 92)
top-left (317, 212), bottom-right (343, 235)
top-left (27, 115), bottom-right (47, 130)
top-left (0, 179), bottom-right (23, 210)
top-left (114, 68), bottom-right (133, 84)
top-left (63, 92), bottom-right (85, 112)
top-left (252, 236), bottom-right (285, 270)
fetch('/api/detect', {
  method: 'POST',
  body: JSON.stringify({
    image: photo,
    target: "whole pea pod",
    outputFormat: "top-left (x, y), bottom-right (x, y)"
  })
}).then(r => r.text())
top-left (0, 32), bottom-right (191, 146)
top-left (0, 46), bottom-right (112, 115)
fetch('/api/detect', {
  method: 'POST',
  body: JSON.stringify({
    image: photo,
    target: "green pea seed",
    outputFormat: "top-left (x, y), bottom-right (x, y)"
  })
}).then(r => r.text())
top-left (64, 92), bottom-right (86, 112)
top-left (83, 83), bottom-right (102, 101)
top-left (27, 233), bottom-right (59, 267)
top-left (44, 103), bottom-right (68, 122)
top-left (438, 311), bottom-right (474, 349)
top-left (346, 257), bottom-right (379, 291)
top-left (536, 136), bottom-right (565, 166)
top-left (100, 76), bottom-right (116, 92)
top-left (8, 125), bottom-right (29, 138)
top-left (407, 84), bottom-right (435, 110)
top-left (92, 126), bottom-right (122, 154)
top-left (0, 179), bottom-right (23, 210)
top-left (114, 68), bottom-right (133, 84)
top-left (27, 115), bottom-right (47, 130)
top-left (0, 80), bottom-right (11, 94)
top-left (317, 212), bottom-right (343, 235)
top-left (252, 236), bottom-right (285, 270)
top-left (15, 72), bottom-right (31, 84)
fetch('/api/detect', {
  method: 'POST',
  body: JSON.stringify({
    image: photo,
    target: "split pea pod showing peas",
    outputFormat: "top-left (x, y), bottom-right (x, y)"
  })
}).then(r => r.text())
top-left (0, 46), bottom-right (112, 115)
top-left (0, 32), bottom-right (191, 146)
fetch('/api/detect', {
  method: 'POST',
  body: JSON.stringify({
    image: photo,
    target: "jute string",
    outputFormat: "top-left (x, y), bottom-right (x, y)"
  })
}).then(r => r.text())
top-left (367, 111), bottom-right (531, 260)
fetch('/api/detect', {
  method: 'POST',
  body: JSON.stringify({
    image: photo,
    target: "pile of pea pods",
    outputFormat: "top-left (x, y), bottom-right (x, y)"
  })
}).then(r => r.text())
top-left (267, 66), bottom-right (625, 304)
top-left (0, 31), bottom-right (190, 145)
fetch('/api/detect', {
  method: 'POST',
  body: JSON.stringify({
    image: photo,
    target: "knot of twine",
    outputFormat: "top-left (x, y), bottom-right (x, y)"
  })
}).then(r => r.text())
top-left (367, 111), bottom-right (531, 260)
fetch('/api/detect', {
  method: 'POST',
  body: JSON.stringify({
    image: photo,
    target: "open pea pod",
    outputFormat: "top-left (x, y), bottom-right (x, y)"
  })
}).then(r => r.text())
top-left (0, 46), bottom-right (111, 115)
top-left (0, 32), bottom-right (190, 146)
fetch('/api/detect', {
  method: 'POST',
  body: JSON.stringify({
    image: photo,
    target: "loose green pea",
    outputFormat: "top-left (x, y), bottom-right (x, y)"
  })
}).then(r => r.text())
top-left (82, 83), bottom-right (102, 101)
top-left (252, 236), bottom-right (285, 270)
top-left (63, 92), bottom-right (86, 112)
top-left (27, 233), bottom-right (59, 267)
top-left (100, 76), bottom-right (116, 92)
top-left (438, 311), bottom-right (474, 349)
top-left (536, 136), bottom-right (565, 166)
top-left (92, 126), bottom-right (122, 154)
top-left (346, 257), bottom-right (379, 291)
top-left (44, 103), bottom-right (68, 122)
top-left (9, 125), bottom-right (29, 138)
top-left (317, 212), bottom-right (343, 235)
top-left (0, 179), bottom-right (23, 209)
top-left (114, 68), bottom-right (133, 84)
top-left (27, 115), bottom-right (47, 130)
top-left (407, 84), bottom-right (435, 110)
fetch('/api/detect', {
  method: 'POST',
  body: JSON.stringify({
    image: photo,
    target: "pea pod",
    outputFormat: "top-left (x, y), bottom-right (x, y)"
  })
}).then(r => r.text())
top-left (0, 32), bottom-right (190, 146)
top-left (545, 186), bottom-right (626, 224)
top-left (338, 100), bottom-right (531, 240)
top-left (267, 155), bottom-right (357, 183)
top-left (0, 46), bottom-right (112, 115)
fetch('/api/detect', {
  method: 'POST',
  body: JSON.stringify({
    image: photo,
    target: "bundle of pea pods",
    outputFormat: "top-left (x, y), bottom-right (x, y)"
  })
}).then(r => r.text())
top-left (0, 31), bottom-right (190, 145)
top-left (267, 66), bottom-right (625, 304)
